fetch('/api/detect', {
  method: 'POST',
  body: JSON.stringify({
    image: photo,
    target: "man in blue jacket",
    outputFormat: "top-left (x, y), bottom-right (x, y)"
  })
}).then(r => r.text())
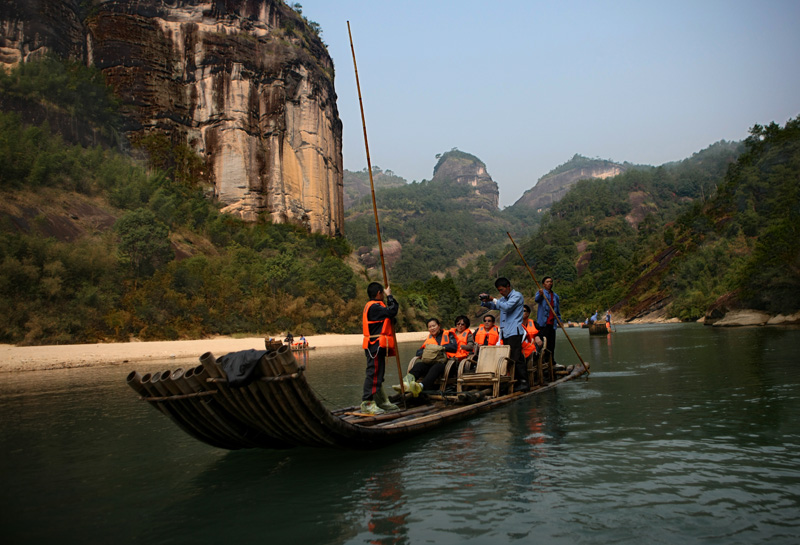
top-left (479, 277), bottom-right (528, 391)
top-left (534, 276), bottom-right (561, 367)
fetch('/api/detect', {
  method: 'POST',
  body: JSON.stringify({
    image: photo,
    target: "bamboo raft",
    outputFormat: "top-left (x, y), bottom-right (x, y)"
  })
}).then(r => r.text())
top-left (588, 321), bottom-right (610, 335)
top-left (126, 345), bottom-right (589, 450)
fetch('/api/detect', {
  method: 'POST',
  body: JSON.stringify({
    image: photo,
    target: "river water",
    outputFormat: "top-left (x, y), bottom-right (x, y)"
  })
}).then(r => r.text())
top-left (1, 324), bottom-right (799, 544)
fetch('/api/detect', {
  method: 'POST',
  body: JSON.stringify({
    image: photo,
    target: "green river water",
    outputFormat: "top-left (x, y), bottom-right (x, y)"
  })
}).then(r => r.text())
top-left (1, 323), bottom-right (799, 544)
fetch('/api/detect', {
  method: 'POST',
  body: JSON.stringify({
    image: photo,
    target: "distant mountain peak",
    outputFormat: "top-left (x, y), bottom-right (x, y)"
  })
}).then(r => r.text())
top-left (512, 154), bottom-right (627, 211)
top-left (431, 149), bottom-right (498, 210)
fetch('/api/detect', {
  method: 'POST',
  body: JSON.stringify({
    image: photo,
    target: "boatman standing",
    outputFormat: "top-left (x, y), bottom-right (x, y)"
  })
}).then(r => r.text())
top-left (479, 277), bottom-right (528, 391)
top-left (361, 282), bottom-right (400, 415)
top-left (534, 276), bottom-right (561, 368)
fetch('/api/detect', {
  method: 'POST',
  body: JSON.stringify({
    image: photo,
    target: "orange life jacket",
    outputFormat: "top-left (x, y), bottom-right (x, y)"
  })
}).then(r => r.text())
top-left (522, 318), bottom-right (540, 358)
top-left (362, 300), bottom-right (396, 355)
top-left (422, 330), bottom-right (452, 351)
top-left (474, 324), bottom-right (500, 346)
top-left (448, 328), bottom-right (472, 359)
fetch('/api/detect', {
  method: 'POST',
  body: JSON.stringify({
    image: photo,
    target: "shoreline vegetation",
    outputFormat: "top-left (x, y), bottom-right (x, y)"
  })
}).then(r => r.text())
top-left (3, 309), bottom-right (798, 374)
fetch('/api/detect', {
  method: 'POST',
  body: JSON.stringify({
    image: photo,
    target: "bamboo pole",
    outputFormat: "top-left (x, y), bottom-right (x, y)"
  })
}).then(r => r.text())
top-left (347, 21), bottom-right (407, 407)
top-left (506, 232), bottom-right (590, 374)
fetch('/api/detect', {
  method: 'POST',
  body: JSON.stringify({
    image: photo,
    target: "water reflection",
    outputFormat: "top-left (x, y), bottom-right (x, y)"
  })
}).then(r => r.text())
top-left (1, 325), bottom-right (800, 544)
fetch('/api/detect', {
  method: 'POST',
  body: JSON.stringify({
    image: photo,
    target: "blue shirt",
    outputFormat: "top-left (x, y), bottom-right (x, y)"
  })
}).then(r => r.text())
top-left (534, 289), bottom-right (561, 328)
top-left (481, 289), bottom-right (525, 338)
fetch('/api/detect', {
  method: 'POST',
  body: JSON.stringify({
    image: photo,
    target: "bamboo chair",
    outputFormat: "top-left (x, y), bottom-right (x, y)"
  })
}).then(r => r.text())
top-left (539, 338), bottom-right (556, 383)
top-left (529, 338), bottom-right (551, 386)
top-left (456, 345), bottom-right (515, 397)
top-left (405, 356), bottom-right (460, 394)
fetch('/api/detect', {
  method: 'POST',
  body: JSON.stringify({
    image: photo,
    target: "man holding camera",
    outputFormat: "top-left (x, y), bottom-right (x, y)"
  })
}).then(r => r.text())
top-left (479, 277), bottom-right (528, 391)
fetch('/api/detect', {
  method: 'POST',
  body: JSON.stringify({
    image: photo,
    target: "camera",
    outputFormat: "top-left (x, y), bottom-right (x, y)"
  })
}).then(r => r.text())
top-left (479, 293), bottom-right (490, 302)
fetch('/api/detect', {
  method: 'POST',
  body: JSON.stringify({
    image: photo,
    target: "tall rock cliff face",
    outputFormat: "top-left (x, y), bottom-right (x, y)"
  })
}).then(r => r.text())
top-left (431, 150), bottom-right (499, 209)
top-left (0, 0), bottom-right (344, 235)
top-left (513, 156), bottom-right (627, 211)
top-left (0, 1), bottom-right (86, 64)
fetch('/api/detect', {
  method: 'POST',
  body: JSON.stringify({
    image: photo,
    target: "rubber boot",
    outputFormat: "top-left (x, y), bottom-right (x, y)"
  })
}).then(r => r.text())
top-left (374, 387), bottom-right (400, 411)
top-left (360, 400), bottom-right (385, 415)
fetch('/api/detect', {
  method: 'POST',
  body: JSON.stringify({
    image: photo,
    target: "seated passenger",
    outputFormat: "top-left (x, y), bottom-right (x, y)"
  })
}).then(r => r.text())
top-left (394, 318), bottom-right (457, 395)
top-left (448, 315), bottom-right (476, 361)
top-left (473, 313), bottom-right (501, 348)
top-left (521, 304), bottom-right (543, 360)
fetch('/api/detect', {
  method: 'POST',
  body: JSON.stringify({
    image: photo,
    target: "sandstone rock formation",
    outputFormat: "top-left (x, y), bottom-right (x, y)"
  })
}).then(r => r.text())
top-left (709, 310), bottom-right (771, 327)
top-left (513, 156), bottom-right (626, 211)
top-left (766, 313), bottom-right (800, 325)
top-left (0, 0), bottom-right (344, 235)
top-left (431, 149), bottom-right (499, 210)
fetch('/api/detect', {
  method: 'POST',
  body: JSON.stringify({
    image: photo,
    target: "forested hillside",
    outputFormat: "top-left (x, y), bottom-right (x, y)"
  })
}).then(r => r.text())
top-left (3, 58), bottom-right (795, 346)
top-left (491, 123), bottom-right (799, 323)
top-left (0, 60), bottom-right (368, 344)
top-left (345, 150), bottom-right (517, 285)
top-left (639, 119), bottom-right (800, 319)
top-left (343, 139), bottom-right (754, 324)
top-left (342, 167), bottom-right (408, 210)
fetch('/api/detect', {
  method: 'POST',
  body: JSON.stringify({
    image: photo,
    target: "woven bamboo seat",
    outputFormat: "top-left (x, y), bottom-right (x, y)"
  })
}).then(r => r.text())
top-left (456, 345), bottom-right (515, 397)
top-left (529, 338), bottom-right (554, 385)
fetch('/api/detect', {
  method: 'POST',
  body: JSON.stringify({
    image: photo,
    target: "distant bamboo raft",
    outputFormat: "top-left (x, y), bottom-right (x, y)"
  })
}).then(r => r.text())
top-left (127, 345), bottom-right (589, 450)
top-left (588, 321), bottom-right (610, 335)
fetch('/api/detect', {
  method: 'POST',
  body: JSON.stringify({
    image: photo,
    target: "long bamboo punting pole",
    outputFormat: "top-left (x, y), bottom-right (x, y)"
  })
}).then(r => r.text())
top-left (506, 232), bottom-right (589, 374)
top-left (348, 21), bottom-right (407, 406)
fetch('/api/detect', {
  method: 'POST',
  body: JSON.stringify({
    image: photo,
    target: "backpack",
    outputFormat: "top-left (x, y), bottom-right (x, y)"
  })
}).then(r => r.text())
top-left (420, 344), bottom-right (447, 364)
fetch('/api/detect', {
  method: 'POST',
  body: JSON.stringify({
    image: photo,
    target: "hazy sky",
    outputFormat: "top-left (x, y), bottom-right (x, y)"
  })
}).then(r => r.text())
top-left (298, 0), bottom-right (800, 207)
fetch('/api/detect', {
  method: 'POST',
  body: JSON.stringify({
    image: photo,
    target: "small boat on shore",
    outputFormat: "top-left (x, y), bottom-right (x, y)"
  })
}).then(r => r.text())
top-left (126, 345), bottom-right (589, 450)
top-left (265, 339), bottom-right (314, 352)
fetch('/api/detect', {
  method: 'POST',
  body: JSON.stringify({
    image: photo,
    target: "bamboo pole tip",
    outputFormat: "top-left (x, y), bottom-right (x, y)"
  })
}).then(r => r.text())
top-left (199, 352), bottom-right (215, 364)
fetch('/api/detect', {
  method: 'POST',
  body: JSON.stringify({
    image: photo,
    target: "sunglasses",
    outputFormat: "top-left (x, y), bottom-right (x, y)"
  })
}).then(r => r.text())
top-left (484, 319), bottom-right (494, 323)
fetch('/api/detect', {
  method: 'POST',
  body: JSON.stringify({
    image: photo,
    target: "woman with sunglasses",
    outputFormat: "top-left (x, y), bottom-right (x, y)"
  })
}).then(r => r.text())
top-left (449, 315), bottom-right (476, 360)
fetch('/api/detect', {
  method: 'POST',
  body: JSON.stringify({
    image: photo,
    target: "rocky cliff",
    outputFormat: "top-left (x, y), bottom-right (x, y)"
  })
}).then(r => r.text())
top-left (513, 156), bottom-right (626, 211)
top-left (431, 149), bottom-right (499, 209)
top-left (0, 0), bottom-right (344, 235)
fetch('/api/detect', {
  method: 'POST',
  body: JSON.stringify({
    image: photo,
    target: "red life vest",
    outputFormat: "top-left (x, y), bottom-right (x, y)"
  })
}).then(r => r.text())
top-left (474, 324), bottom-right (500, 346)
top-left (362, 300), bottom-right (396, 355)
top-left (448, 328), bottom-right (472, 359)
top-left (522, 318), bottom-right (540, 358)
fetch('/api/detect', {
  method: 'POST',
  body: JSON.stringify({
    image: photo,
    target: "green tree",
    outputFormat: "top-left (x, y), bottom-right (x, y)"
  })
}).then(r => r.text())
top-left (114, 209), bottom-right (174, 278)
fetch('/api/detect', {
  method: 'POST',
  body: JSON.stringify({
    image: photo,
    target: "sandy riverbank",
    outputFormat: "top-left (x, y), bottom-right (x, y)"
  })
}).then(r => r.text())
top-left (0, 331), bottom-right (427, 374)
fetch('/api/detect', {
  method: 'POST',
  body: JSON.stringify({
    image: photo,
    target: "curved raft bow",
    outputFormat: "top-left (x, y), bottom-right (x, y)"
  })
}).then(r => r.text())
top-left (127, 345), bottom-right (589, 450)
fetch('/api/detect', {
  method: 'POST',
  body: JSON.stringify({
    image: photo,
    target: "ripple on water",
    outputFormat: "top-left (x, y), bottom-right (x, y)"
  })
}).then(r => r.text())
top-left (587, 370), bottom-right (640, 377)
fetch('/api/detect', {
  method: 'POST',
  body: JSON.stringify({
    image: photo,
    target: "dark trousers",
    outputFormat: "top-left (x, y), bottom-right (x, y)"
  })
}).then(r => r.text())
top-left (409, 360), bottom-right (458, 390)
top-left (539, 324), bottom-right (557, 365)
top-left (363, 346), bottom-right (386, 401)
top-left (502, 334), bottom-right (526, 384)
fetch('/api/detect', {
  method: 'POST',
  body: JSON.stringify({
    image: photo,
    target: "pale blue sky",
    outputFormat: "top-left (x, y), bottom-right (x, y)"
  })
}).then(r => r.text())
top-left (298, 0), bottom-right (800, 207)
